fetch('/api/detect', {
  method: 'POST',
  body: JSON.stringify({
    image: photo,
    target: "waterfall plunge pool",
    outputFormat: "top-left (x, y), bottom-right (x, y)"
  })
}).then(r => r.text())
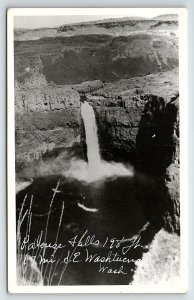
top-left (16, 173), bottom-right (159, 285)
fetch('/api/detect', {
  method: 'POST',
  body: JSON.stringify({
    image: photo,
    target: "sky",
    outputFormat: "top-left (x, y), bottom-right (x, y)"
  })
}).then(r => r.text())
top-left (14, 13), bottom-right (162, 29)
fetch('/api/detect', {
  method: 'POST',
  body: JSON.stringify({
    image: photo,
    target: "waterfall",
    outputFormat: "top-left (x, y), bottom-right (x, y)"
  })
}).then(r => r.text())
top-left (81, 101), bottom-right (101, 173)
top-left (65, 101), bottom-right (133, 182)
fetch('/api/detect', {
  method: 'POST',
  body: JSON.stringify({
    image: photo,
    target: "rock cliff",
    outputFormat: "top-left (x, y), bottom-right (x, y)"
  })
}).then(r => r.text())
top-left (14, 33), bottom-right (178, 87)
top-left (15, 87), bottom-right (84, 175)
top-left (135, 95), bottom-right (179, 234)
top-left (87, 69), bottom-right (178, 163)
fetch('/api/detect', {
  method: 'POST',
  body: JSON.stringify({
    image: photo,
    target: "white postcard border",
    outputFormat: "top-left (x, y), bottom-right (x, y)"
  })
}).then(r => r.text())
top-left (7, 7), bottom-right (188, 293)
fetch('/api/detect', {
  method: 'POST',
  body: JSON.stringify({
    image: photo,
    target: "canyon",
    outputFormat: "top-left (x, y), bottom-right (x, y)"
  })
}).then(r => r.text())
top-left (15, 15), bottom-right (180, 235)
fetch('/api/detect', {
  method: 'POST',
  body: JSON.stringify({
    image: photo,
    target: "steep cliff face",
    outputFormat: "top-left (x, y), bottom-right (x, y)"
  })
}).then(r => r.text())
top-left (88, 69), bottom-right (178, 162)
top-left (93, 98), bottom-right (144, 162)
top-left (136, 96), bottom-right (179, 173)
top-left (135, 96), bottom-right (179, 234)
top-left (164, 99), bottom-right (179, 233)
top-left (15, 87), bottom-right (83, 174)
top-left (14, 33), bottom-right (178, 87)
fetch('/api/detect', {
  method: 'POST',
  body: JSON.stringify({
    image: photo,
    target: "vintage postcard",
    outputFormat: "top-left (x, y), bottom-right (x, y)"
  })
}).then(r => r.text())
top-left (7, 8), bottom-right (188, 293)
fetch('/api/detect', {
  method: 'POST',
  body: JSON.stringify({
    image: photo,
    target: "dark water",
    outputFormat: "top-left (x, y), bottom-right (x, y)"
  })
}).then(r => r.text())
top-left (16, 174), bottom-right (159, 285)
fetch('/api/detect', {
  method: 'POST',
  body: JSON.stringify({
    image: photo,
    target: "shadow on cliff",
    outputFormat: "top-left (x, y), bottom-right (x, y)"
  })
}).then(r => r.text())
top-left (135, 95), bottom-right (180, 234)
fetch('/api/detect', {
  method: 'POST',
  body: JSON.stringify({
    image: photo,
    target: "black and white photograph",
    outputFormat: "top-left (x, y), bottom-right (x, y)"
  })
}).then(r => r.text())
top-left (7, 8), bottom-right (188, 293)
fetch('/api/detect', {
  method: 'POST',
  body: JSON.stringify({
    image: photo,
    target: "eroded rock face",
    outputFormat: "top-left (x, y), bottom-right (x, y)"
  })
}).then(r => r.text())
top-left (135, 96), bottom-right (180, 234)
top-left (15, 87), bottom-right (84, 173)
top-left (136, 96), bottom-right (179, 173)
top-left (87, 69), bottom-right (178, 164)
top-left (15, 87), bottom-right (81, 112)
top-left (164, 99), bottom-right (180, 233)
top-left (93, 98), bottom-right (144, 162)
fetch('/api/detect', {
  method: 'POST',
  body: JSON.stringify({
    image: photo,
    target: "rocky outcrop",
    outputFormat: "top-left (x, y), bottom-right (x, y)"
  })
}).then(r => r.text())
top-left (58, 17), bottom-right (178, 32)
top-left (136, 96), bottom-right (179, 173)
top-left (15, 86), bottom-right (81, 112)
top-left (92, 96), bottom-right (145, 162)
top-left (69, 80), bottom-right (104, 94)
top-left (88, 69), bottom-right (178, 163)
top-left (15, 87), bottom-right (83, 174)
top-left (164, 99), bottom-right (179, 233)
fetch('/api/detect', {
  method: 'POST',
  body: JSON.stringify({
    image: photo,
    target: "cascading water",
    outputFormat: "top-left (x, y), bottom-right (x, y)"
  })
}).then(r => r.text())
top-left (81, 101), bottom-right (101, 174)
top-left (66, 101), bottom-right (133, 182)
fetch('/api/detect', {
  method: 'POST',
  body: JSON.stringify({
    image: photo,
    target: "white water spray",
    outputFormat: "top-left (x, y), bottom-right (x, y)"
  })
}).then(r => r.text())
top-left (81, 101), bottom-right (101, 174)
top-left (65, 101), bottom-right (133, 182)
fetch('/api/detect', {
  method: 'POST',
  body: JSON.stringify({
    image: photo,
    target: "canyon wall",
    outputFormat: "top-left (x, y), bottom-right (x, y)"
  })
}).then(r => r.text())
top-left (135, 95), bottom-right (179, 234)
top-left (14, 33), bottom-right (178, 87)
top-left (15, 87), bottom-right (84, 175)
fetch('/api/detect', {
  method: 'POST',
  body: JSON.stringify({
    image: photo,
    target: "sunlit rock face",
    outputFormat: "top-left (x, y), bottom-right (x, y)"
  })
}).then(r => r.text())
top-left (87, 69), bottom-right (178, 164)
top-left (15, 87), bottom-right (84, 174)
